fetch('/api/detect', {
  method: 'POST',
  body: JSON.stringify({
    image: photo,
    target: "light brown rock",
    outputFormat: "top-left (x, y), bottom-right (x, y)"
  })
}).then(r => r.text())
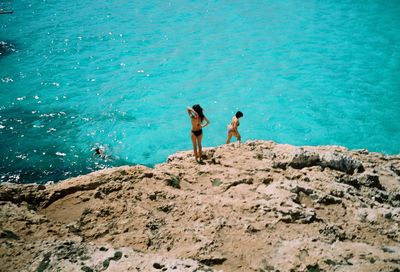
top-left (1, 140), bottom-right (399, 271)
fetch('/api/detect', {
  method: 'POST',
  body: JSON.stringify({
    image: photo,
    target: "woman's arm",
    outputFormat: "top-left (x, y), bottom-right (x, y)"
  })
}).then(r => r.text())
top-left (202, 116), bottom-right (210, 128)
top-left (187, 107), bottom-right (198, 118)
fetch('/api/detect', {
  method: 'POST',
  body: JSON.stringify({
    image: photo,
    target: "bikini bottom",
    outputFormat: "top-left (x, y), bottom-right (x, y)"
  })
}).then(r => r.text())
top-left (192, 129), bottom-right (203, 137)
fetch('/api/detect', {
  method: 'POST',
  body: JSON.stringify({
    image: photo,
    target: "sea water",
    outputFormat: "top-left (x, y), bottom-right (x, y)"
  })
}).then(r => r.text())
top-left (1, 0), bottom-right (399, 183)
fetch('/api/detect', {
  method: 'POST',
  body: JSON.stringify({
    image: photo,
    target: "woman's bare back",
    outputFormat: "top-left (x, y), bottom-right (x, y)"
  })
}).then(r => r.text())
top-left (228, 116), bottom-right (239, 132)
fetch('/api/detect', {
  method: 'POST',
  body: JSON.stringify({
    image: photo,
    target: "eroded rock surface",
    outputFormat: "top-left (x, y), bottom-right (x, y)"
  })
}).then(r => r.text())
top-left (1, 141), bottom-right (400, 271)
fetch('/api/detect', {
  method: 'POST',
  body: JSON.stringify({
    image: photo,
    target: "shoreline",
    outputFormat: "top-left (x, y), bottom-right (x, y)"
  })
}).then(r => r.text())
top-left (55, 141), bottom-right (400, 185)
top-left (5, 140), bottom-right (400, 186)
top-left (1, 140), bottom-right (399, 271)
top-left (78, 141), bottom-right (398, 189)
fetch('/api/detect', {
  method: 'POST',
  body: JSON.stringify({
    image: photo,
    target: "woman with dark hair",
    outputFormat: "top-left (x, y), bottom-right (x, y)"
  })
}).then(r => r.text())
top-left (226, 111), bottom-right (243, 144)
top-left (187, 104), bottom-right (210, 162)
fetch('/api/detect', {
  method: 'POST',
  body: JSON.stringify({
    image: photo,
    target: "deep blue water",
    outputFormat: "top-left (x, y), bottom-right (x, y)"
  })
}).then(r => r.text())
top-left (1, 0), bottom-right (400, 183)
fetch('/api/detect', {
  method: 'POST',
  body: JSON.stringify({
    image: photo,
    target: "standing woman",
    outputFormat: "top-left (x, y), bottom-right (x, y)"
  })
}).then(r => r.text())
top-left (187, 104), bottom-right (210, 162)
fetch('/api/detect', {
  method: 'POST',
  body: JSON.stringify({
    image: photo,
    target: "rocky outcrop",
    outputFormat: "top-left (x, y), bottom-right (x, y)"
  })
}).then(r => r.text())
top-left (1, 140), bottom-right (400, 271)
top-left (277, 148), bottom-right (364, 174)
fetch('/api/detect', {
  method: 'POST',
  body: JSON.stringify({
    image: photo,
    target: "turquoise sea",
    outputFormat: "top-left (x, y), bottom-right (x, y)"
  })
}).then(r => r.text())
top-left (1, 1), bottom-right (400, 184)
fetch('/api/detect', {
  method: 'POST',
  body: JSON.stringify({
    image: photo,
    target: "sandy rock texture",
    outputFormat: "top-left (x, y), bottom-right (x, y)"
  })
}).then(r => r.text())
top-left (1, 140), bottom-right (400, 271)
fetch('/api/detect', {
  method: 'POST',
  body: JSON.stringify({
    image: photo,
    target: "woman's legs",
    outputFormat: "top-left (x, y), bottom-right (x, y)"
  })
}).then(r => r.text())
top-left (226, 132), bottom-right (233, 144)
top-left (235, 131), bottom-right (241, 143)
top-left (226, 131), bottom-right (240, 144)
top-left (191, 133), bottom-right (198, 161)
top-left (197, 134), bottom-right (203, 160)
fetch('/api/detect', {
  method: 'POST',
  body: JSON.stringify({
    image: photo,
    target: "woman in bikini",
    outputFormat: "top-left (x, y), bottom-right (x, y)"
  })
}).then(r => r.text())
top-left (187, 104), bottom-right (210, 162)
top-left (226, 111), bottom-right (243, 144)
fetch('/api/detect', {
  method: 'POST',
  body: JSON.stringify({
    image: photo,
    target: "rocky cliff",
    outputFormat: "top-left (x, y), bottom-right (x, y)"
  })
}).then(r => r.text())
top-left (1, 141), bottom-right (400, 271)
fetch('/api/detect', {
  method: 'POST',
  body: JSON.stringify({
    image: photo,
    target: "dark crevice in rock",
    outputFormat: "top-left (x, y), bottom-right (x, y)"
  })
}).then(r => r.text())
top-left (316, 194), bottom-right (342, 205)
top-left (0, 229), bottom-right (19, 240)
top-left (36, 252), bottom-right (51, 272)
top-left (165, 174), bottom-right (181, 189)
top-left (222, 178), bottom-right (253, 192)
top-left (199, 257), bottom-right (227, 266)
top-left (390, 164), bottom-right (400, 176)
top-left (319, 224), bottom-right (346, 243)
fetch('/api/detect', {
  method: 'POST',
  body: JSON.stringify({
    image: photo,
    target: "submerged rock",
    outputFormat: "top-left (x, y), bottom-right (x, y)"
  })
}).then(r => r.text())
top-left (0, 41), bottom-right (16, 57)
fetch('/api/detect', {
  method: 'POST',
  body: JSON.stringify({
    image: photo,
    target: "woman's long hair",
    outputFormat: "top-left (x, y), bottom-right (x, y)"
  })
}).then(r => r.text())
top-left (192, 104), bottom-right (204, 121)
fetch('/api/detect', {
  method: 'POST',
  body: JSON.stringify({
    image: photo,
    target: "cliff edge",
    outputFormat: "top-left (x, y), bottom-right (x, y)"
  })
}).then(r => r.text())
top-left (1, 140), bottom-right (400, 271)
